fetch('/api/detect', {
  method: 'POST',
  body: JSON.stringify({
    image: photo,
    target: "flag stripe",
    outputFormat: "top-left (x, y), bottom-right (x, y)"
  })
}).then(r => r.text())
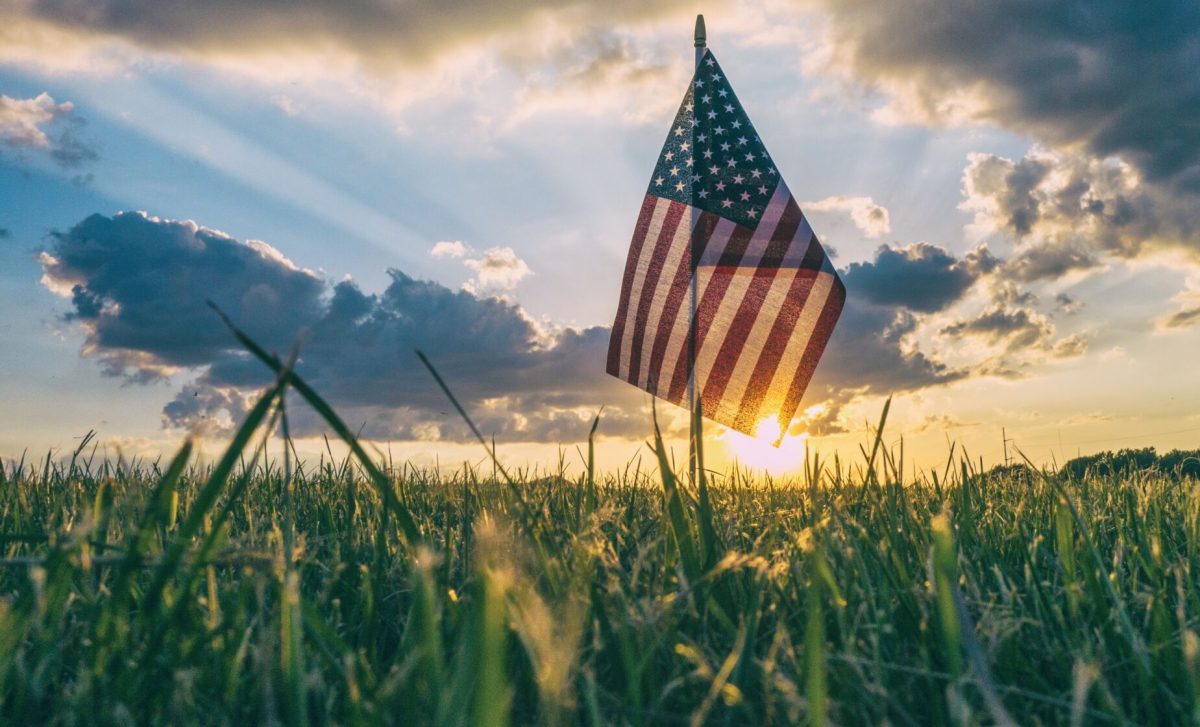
top-left (643, 212), bottom-right (724, 395)
top-left (612, 197), bottom-right (673, 377)
top-left (606, 195), bottom-right (664, 376)
top-left (625, 202), bottom-right (689, 383)
top-left (635, 206), bottom-right (701, 388)
top-left (726, 224), bottom-right (824, 433)
top-left (698, 194), bottom-right (804, 420)
top-left (774, 268), bottom-right (846, 430)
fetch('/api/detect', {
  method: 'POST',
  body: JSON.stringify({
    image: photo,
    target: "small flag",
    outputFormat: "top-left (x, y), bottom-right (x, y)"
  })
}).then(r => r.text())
top-left (607, 48), bottom-right (845, 438)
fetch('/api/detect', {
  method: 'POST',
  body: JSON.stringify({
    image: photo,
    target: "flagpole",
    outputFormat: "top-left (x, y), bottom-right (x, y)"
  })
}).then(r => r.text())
top-left (688, 15), bottom-right (706, 487)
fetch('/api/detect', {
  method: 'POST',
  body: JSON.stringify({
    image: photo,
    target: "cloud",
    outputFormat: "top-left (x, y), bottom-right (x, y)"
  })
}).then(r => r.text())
top-left (941, 305), bottom-right (1053, 351)
top-left (1051, 333), bottom-right (1087, 359)
top-left (802, 0), bottom-right (1200, 196)
top-left (803, 195), bottom-right (890, 237)
top-left (40, 211), bottom-right (644, 442)
top-left (0, 92), bottom-right (97, 169)
top-left (430, 241), bottom-right (534, 295)
top-left (430, 240), bottom-right (470, 259)
top-left (841, 241), bottom-right (991, 312)
top-left (1054, 292), bottom-right (1082, 315)
top-left (1158, 275), bottom-right (1200, 330)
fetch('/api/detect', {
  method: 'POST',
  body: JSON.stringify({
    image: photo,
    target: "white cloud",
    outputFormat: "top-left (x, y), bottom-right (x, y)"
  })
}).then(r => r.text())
top-left (803, 195), bottom-right (891, 237)
top-left (0, 92), bottom-right (73, 149)
top-left (463, 246), bottom-right (533, 294)
top-left (430, 240), bottom-right (470, 259)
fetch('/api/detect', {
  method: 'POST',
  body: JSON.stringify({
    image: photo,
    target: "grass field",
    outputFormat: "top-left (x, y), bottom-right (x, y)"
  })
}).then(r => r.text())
top-left (2, 332), bottom-right (1199, 725)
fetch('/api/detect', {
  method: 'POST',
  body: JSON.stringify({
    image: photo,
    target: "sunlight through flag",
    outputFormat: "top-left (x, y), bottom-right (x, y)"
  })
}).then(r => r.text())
top-left (607, 29), bottom-right (845, 440)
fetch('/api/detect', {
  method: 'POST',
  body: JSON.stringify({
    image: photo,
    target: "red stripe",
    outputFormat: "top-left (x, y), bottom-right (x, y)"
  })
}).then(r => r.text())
top-left (644, 212), bottom-right (722, 395)
top-left (776, 275), bottom-right (846, 430)
top-left (731, 233), bottom-right (826, 433)
top-left (625, 201), bottom-right (687, 385)
top-left (606, 195), bottom-right (661, 377)
top-left (665, 223), bottom-right (755, 403)
top-left (698, 200), bottom-right (805, 418)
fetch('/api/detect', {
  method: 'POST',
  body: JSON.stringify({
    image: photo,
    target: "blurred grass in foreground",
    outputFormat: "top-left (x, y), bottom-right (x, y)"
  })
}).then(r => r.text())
top-left (1, 324), bottom-right (1199, 725)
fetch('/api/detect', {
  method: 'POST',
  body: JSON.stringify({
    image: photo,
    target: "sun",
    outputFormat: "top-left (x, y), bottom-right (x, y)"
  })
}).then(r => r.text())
top-left (721, 417), bottom-right (809, 476)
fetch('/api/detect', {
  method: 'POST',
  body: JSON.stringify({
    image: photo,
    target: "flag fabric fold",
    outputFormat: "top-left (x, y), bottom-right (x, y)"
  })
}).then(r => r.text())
top-left (606, 49), bottom-right (845, 438)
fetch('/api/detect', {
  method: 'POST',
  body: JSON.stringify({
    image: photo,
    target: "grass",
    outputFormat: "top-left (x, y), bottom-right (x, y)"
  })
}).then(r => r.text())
top-left (1, 327), bottom-right (1199, 724)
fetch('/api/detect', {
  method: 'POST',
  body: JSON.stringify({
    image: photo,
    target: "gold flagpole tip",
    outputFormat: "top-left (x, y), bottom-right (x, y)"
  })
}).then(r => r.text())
top-left (694, 14), bottom-right (706, 48)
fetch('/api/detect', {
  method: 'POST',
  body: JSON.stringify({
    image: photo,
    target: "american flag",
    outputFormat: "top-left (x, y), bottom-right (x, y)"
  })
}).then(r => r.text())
top-left (607, 49), bottom-right (845, 438)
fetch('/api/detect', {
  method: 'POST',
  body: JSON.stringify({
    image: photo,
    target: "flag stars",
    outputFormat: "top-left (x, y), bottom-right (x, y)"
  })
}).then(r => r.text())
top-left (751, 169), bottom-right (762, 178)
top-left (726, 159), bottom-right (737, 168)
top-left (747, 208), bottom-right (758, 219)
top-left (654, 176), bottom-right (664, 186)
top-left (715, 181), bottom-right (726, 191)
top-left (705, 56), bottom-right (715, 66)
top-left (698, 189), bottom-right (709, 198)
top-left (709, 164), bottom-right (719, 174)
top-left (707, 110), bottom-right (717, 119)
top-left (675, 181), bottom-right (686, 192)
top-left (731, 120), bottom-right (742, 129)
top-left (701, 94), bottom-right (712, 103)
top-left (721, 199), bottom-right (733, 208)
top-left (697, 133), bottom-right (707, 143)
top-left (680, 141), bottom-right (690, 151)
top-left (711, 73), bottom-right (723, 82)
top-left (674, 126), bottom-right (685, 136)
top-left (664, 151), bottom-right (674, 161)
top-left (744, 152), bottom-right (755, 162)
top-left (718, 89), bottom-right (728, 97)
top-left (685, 157), bottom-right (694, 167)
top-left (758, 185), bottom-right (768, 195)
top-left (732, 173), bottom-right (744, 184)
top-left (714, 125), bottom-right (725, 135)
top-left (703, 150), bottom-right (713, 159)
top-left (740, 191), bottom-right (750, 201)
top-left (737, 135), bottom-right (748, 146)
top-left (720, 142), bottom-right (731, 152)
top-left (724, 104), bottom-right (734, 113)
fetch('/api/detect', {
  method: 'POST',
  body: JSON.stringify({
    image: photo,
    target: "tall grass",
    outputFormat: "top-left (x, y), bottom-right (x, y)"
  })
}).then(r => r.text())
top-left (0, 324), bottom-right (1198, 724)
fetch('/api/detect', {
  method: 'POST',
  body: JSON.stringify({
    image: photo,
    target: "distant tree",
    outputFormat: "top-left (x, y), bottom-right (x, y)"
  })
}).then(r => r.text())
top-left (1159, 449), bottom-right (1200, 478)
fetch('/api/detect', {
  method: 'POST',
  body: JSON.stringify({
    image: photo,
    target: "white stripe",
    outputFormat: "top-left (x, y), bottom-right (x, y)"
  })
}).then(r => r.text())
top-left (636, 212), bottom-right (700, 388)
top-left (617, 197), bottom-right (670, 379)
top-left (716, 219), bottom-right (817, 425)
top-left (759, 270), bottom-right (838, 424)
top-left (692, 185), bottom-right (793, 398)
top-left (653, 217), bottom-right (735, 399)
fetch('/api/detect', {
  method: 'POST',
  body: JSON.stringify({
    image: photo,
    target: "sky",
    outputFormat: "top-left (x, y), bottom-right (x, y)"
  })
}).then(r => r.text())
top-left (2, 0), bottom-right (1199, 476)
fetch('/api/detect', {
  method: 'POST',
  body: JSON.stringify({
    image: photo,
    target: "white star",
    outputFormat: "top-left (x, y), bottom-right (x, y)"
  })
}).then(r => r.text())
top-left (674, 126), bottom-right (684, 136)
top-left (726, 159), bottom-right (737, 168)
top-left (718, 89), bottom-right (727, 97)
top-left (724, 104), bottom-right (734, 113)
top-left (703, 150), bottom-right (713, 159)
top-left (751, 169), bottom-right (762, 178)
top-left (731, 120), bottom-right (741, 129)
top-left (747, 208), bottom-right (758, 219)
top-left (721, 199), bottom-right (733, 208)
top-left (692, 174), bottom-right (701, 182)
top-left (715, 181), bottom-right (726, 191)
top-left (768, 166), bottom-right (777, 175)
top-left (740, 191), bottom-right (750, 201)
top-left (694, 79), bottom-right (705, 88)
top-left (669, 166), bottom-right (680, 176)
top-left (714, 126), bottom-right (725, 135)
top-left (697, 133), bottom-right (708, 143)
top-left (676, 181), bottom-right (686, 192)
top-left (737, 135), bottom-right (748, 145)
top-left (758, 185), bottom-right (768, 195)
top-left (699, 189), bottom-right (709, 198)
top-left (711, 73), bottom-right (723, 82)
top-left (720, 142), bottom-right (731, 152)
top-left (685, 102), bottom-right (694, 113)
top-left (654, 176), bottom-right (664, 186)
top-left (705, 57), bottom-right (715, 67)
top-left (680, 141), bottom-right (690, 151)
top-left (664, 151), bottom-right (674, 161)
top-left (744, 152), bottom-right (755, 162)
top-left (701, 94), bottom-right (712, 103)
top-left (708, 165), bottom-right (719, 174)
top-left (733, 174), bottom-right (744, 184)
top-left (690, 118), bottom-right (699, 127)
top-left (685, 157), bottom-right (694, 167)
top-left (707, 110), bottom-right (717, 120)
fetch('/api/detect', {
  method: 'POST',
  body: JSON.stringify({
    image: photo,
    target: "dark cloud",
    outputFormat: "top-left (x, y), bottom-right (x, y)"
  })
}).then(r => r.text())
top-left (16, 0), bottom-right (694, 68)
top-left (841, 242), bottom-right (987, 312)
top-left (1055, 292), bottom-right (1083, 315)
top-left (942, 305), bottom-right (1053, 350)
top-left (961, 149), bottom-right (1200, 277)
top-left (1162, 306), bottom-right (1200, 330)
top-left (807, 0), bottom-right (1200, 195)
top-left (41, 211), bottom-right (644, 442)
